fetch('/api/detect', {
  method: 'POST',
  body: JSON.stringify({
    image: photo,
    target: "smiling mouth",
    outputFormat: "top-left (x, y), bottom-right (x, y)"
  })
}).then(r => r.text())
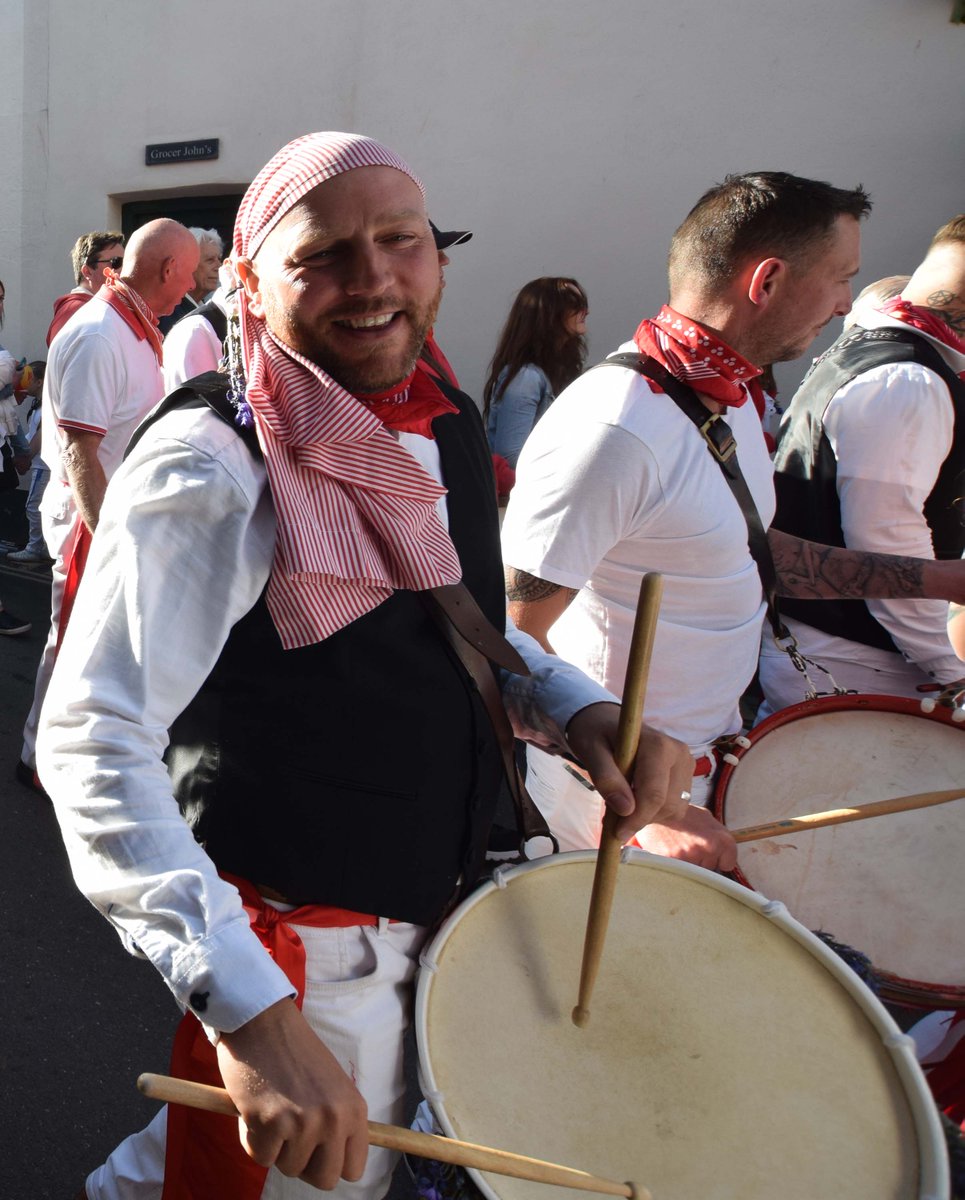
top-left (334, 313), bottom-right (399, 330)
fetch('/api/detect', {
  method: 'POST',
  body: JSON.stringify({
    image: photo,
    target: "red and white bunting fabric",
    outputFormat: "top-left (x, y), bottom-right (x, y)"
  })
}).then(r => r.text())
top-left (234, 132), bottom-right (462, 650)
top-left (634, 304), bottom-right (764, 409)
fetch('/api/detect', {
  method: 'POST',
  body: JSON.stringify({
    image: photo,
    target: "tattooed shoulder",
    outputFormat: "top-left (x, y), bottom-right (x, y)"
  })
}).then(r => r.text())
top-left (504, 567), bottom-right (576, 604)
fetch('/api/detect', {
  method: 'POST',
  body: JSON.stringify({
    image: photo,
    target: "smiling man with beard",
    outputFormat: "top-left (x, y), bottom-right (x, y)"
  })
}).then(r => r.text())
top-left (38, 132), bottom-right (691, 1200)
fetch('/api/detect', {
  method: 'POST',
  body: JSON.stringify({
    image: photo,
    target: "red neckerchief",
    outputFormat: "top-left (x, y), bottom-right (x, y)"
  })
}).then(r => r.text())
top-left (359, 364), bottom-right (458, 438)
top-left (879, 297), bottom-right (965, 373)
top-left (634, 305), bottom-right (764, 409)
top-left (96, 272), bottom-right (164, 365)
top-left (162, 875), bottom-right (384, 1200)
top-left (417, 330), bottom-right (460, 389)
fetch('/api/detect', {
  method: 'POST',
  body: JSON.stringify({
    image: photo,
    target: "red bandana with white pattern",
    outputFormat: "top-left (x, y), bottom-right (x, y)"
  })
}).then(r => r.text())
top-left (879, 297), bottom-right (965, 375)
top-left (634, 305), bottom-right (763, 408)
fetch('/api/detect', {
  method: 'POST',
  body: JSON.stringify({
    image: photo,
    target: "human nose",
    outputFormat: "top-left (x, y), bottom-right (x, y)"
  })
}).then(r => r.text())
top-left (834, 283), bottom-right (853, 317)
top-left (343, 244), bottom-right (392, 296)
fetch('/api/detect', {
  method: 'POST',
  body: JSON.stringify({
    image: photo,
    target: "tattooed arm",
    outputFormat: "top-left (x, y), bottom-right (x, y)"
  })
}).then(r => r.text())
top-left (504, 566), bottom-right (578, 653)
top-left (768, 528), bottom-right (965, 605)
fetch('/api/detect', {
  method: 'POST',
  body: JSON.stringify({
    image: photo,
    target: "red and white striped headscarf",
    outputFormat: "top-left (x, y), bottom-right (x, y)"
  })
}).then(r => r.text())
top-left (234, 132), bottom-right (462, 650)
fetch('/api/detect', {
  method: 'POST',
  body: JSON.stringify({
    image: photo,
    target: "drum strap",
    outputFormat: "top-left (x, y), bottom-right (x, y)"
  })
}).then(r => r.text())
top-left (423, 590), bottom-right (559, 856)
top-left (597, 353), bottom-right (852, 699)
top-left (599, 352), bottom-right (791, 642)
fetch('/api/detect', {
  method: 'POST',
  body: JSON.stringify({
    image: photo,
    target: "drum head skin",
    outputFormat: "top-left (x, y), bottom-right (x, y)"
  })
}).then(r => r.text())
top-left (716, 696), bottom-right (965, 1007)
top-left (416, 854), bottom-right (947, 1200)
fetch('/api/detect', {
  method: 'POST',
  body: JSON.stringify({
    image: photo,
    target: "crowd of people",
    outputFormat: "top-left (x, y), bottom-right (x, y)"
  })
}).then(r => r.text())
top-left (2, 131), bottom-right (963, 1198)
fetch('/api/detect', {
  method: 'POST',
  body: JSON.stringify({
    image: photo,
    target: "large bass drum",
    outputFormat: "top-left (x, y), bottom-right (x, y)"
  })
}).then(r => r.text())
top-left (714, 694), bottom-right (965, 1009)
top-left (415, 852), bottom-right (947, 1200)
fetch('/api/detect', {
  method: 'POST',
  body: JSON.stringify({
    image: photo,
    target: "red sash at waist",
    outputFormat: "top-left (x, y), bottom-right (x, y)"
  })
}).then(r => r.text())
top-left (161, 874), bottom-right (382, 1200)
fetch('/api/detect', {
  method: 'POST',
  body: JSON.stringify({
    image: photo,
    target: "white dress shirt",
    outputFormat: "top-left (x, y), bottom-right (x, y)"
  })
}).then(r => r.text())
top-left (38, 402), bottom-right (616, 1033)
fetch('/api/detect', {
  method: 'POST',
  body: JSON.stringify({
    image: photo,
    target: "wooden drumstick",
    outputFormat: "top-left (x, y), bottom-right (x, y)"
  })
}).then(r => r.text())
top-left (136, 1073), bottom-right (649, 1199)
top-left (572, 573), bottom-right (664, 1029)
top-left (731, 787), bottom-right (964, 843)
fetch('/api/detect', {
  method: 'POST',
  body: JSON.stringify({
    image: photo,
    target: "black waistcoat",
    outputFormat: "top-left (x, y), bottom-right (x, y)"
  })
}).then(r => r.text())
top-left (772, 327), bottom-right (965, 652)
top-left (136, 373), bottom-right (505, 927)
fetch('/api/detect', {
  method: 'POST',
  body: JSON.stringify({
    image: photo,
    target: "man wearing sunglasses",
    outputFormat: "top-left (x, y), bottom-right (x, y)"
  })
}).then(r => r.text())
top-left (46, 231), bottom-right (126, 345)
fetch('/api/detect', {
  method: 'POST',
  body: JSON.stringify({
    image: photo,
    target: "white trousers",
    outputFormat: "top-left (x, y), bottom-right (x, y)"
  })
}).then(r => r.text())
top-left (525, 746), bottom-right (714, 854)
top-left (86, 920), bottom-right (426, 1200)
top-left (757, 623), bottom-right (937, 723)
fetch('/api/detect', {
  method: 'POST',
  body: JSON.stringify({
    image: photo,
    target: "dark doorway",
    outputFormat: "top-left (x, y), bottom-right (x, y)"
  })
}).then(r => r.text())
top-left (121, 193), bottom-right (244, 252)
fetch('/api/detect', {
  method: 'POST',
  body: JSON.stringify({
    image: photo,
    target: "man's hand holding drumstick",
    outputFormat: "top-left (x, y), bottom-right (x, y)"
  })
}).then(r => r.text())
top-left (565, 704), bottom-right (694, 840)
top-left (509, 566), bottom-right (736, 863)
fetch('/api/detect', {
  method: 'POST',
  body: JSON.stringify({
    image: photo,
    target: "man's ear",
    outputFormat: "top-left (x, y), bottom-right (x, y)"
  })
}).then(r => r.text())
top-left (747, 258), bottom-right (786, 309)
top-left (235, 257), bottom-right (264, 319)
top-left (159, 255), bottom-right (175, 283)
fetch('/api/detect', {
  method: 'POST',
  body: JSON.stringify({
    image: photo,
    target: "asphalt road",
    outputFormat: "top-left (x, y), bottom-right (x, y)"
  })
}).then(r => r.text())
top-left (1, 493), bottom-right (179, 1198)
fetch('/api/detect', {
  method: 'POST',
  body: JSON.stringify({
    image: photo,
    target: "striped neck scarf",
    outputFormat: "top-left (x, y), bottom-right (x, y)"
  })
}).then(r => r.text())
top-left (235, 132), bottom-right (462, 650)
top-left (634, 304), bottom-right (763, 408)
top-left (98, 272), bottom-right (164, 364)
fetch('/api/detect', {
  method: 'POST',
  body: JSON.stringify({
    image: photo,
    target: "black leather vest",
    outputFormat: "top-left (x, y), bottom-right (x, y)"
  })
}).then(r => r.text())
top-left (772, 326), bottom-right (965, 652)
top-left (134, 373), bottom-right (506, 926)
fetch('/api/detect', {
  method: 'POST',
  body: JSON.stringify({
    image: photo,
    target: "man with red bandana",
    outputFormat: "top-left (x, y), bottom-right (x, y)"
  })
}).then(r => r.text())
top-left (17, 219), bottom-right (199, 793)
top-left (760, 215), bottom-right (965, 712)
top-left (502, 173), bottom-right (965, 869)
top-left (38, 133), bottom-right (691, 1200)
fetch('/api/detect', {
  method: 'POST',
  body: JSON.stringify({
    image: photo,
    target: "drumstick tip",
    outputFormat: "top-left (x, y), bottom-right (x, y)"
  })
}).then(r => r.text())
top-left (571, 1005), bottom-right (590, 1028)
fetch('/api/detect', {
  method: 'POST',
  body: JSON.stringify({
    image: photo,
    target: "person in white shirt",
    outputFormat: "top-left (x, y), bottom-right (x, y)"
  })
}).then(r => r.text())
top-left (162, 260), bottom-right (238, 393)
top-left (502, 174), bottom-right (965, 870)
top-left (158, 226), bottom-right (224, 334)
top-left (16, 220), bottom-right (199, 791)
top-left (761, 216), bottom-right (965, 712)
top-left (38, 132), bottom-right (690, 1200)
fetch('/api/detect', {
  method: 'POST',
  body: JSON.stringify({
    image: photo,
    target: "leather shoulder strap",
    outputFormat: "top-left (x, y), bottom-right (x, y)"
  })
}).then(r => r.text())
top-left (597, 352), bottom-right (787, 640)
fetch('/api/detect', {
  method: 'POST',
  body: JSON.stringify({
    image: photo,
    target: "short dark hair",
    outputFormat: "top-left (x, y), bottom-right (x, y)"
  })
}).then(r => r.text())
top-left (668, 172), bottom-right (871, 294)
top-left (483, 277), bottom-right (588, 416)
top-left (71, 231), bottom-right (125, 285)
top-left (928, 214), bottom-right (965, 251)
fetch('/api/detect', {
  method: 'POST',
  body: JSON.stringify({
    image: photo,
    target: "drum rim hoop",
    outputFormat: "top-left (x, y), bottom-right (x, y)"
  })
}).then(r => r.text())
top-left (714, 693), bottom-right (965, 1006)
top-left (414, 850), bottom-right (948, 1200)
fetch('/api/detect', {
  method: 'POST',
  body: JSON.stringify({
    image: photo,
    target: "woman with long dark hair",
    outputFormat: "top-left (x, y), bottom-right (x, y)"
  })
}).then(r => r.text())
top-left (483, 277), bottom-right (588, 469)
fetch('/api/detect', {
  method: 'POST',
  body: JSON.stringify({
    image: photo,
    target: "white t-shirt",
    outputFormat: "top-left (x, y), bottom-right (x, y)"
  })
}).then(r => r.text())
top-left (501, 343), bottom-right (776, 755)
top-left (759, 311), bottom-right (964, 713)
top-left (41, 297), bottom-right (163, 520)
top-left (162, 297), bottom-right (226, 394)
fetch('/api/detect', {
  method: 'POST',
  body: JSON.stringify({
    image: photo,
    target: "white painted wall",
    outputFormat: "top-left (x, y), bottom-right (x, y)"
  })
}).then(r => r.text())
top-left (2, 0), bottom-right (963, 401)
